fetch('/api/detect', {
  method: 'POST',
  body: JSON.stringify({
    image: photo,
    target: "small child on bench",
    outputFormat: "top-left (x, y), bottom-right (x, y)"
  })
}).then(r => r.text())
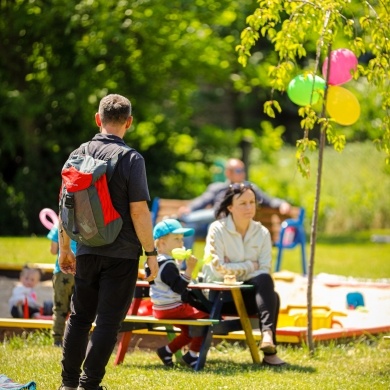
top-left (145, 218), bottom-right (209, 369)
top-left (9, 266), bottom-right (42, 318)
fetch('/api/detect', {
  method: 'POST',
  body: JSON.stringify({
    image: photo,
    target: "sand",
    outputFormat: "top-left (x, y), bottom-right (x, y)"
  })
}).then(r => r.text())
top-left (1, 271), bottom-right (389, 330)
top-left (273, 271), bottom-right (390, 329)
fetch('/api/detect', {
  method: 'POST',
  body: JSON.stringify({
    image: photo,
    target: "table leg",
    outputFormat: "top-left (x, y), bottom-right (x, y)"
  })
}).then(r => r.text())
top-left (230, 289), bottom-right (261, 364)
top-left (114, 297), bottom-right (142, 365)
top-left (195, 291), bottom-right (224, 371)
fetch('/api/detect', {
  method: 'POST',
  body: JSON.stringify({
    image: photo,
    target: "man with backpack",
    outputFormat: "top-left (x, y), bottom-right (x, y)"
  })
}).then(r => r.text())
top-left (58, 94), bottom-right (158, 390)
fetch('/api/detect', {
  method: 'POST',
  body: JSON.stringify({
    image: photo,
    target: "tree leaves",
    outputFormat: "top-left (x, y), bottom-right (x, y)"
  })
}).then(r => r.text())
top-left (239, 0), bottom-right (390, 166)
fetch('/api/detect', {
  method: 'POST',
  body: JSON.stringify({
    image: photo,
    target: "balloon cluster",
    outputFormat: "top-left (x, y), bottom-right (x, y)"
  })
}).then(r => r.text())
top-left (287, 49), bottom-right (360, 125)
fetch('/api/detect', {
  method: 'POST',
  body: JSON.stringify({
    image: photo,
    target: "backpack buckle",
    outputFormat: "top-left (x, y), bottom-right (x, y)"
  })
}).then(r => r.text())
top-left (64, 193), bottom-right (74, 209)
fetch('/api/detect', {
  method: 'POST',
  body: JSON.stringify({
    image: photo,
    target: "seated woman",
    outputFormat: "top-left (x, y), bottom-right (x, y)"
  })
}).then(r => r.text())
top-left (202, 181), bottom-right (286, 366)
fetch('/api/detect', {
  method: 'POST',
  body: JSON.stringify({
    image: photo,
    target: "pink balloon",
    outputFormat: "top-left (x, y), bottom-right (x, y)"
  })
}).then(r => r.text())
top-left (39, 208), bottom-right (59, 230)
top-left (322, 49), bottom-right (358, 85)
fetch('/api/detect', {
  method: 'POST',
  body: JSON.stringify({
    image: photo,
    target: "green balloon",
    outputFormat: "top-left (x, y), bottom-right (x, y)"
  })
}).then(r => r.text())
top-left (287, 74), bottom-right (326, 106)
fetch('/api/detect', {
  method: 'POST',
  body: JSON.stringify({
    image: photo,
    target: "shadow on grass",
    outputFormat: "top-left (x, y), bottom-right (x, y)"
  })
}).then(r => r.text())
top-left (204, 359), bottom-right (316, 374)
top-left (126, 359), bottom-right (316, 375)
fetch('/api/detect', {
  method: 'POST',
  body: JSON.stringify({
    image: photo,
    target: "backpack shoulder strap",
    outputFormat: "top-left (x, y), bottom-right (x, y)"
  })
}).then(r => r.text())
top-left (106, 145), bottom-right (134, 182)
top-left (75, 141), bottom-right (133, 181)
top-left (79, 142), bottom-right (90, 156)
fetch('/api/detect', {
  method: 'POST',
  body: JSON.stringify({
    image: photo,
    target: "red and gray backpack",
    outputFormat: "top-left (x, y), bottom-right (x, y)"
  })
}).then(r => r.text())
top-left (59, 142), bottom-right (132, 246)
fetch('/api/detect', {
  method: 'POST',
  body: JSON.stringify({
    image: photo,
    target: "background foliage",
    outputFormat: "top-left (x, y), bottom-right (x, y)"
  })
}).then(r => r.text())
top-left (251, 143), bottom-right (390, 233)
top-left (0, 0), bottom-right (388, 235)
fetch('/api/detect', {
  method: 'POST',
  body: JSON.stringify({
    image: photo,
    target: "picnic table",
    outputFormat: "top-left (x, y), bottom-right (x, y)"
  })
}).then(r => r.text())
top-left (116, 280), bottom-right (260, 371)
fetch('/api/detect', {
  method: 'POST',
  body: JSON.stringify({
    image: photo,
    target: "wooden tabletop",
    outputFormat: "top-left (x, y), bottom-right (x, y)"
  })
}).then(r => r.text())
top-left (135, 280), bottom-right (253, 291)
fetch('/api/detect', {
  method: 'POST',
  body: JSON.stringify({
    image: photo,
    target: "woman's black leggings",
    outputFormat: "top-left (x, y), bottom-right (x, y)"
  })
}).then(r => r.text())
top-left (211, 273), bottom-right (280, 349)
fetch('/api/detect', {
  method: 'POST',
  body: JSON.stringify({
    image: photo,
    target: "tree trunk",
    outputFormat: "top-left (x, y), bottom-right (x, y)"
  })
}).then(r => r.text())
top-left (307, 42), bottom-right (332, 354)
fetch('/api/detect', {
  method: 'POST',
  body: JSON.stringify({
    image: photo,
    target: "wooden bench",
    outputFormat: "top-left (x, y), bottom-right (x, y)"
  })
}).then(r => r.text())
top-left (151, 197), bottom-right (307, 274)
top-left (118, 315), bottom-right (220, 363)
top-left (115, 283), bottom-right (222, 369)
top-left (0, 318), bottom-right (53, 341)
top-left (121, 316), bottom-right (219, 329)
top-left (0, 318), bottom-right (54, 330)
top-left (0, 317), bottom-right (97, 343)
top-left (0, 262), bottom-right (55, 281)
top-left (151, 198), bottom-right (299, 243)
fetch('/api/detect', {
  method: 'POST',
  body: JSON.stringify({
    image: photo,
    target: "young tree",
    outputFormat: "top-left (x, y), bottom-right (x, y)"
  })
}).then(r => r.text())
top-left (236, 0), bottom-right (389, 352)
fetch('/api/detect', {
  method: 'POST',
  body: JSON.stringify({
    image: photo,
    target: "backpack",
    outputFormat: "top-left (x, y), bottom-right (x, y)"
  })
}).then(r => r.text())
top-left (59, 142), bottom-right (132, 247)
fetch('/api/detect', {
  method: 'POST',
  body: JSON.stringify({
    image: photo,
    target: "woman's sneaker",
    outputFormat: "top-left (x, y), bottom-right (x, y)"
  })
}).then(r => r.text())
top-left (157, 346), bottom-right (174, 367)
top-left (181, 352), bottom-right (198, 369)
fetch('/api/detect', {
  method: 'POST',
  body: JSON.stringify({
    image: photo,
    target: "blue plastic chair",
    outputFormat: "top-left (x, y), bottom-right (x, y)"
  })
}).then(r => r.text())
top-left (274, 207), bottom-right (307, 275)
top-left (151, 197), bottom-right (160, 226)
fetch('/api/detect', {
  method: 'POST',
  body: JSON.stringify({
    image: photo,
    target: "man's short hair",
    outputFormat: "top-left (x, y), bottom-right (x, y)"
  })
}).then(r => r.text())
top-left (98, 94), bottom-right (132, 125)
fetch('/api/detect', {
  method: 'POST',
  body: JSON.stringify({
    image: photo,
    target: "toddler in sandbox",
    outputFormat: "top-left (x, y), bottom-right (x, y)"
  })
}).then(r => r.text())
top-left (9, 266), bottom-right (41, 318)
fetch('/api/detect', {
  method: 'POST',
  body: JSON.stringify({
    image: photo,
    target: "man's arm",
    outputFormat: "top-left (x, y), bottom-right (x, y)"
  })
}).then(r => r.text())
top-left (253, 184), bottom-right (291, 214)
top-left (187, 182), bottom-right (227, 212)
top-left (160, 262), bottom-right (191, 295)
top-left (58, 216), bottom-right (76, 275)
top-left (130, 200), bottom-right (159, 281)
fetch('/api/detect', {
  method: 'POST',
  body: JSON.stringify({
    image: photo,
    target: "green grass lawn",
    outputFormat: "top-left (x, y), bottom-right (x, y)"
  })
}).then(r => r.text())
top-left (0, 236), bottom-right (54, 265)
top-left (0, 332), bottom-right (389, 389)
top-left (1, 231), bottom-right (390, 279)
top-left (1, 236), bottom-right (390, 388)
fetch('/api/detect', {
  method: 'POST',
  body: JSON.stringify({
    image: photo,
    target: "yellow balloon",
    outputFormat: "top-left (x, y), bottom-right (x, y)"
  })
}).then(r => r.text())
top-left (326, 86), bottom-right (360, 126)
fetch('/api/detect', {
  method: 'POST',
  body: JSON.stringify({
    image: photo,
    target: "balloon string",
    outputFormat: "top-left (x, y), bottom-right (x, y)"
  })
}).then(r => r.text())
top-left (306, 10), bottom-right (332, 139)
top-left (321, 42), bottom-right (333, 121)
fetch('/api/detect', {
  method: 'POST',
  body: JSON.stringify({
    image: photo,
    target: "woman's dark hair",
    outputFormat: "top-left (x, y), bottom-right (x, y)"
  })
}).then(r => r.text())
top-left (215, 181), bottom-right (257, 219)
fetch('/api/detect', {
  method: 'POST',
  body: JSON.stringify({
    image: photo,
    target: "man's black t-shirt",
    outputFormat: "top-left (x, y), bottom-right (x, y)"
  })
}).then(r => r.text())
top-left (69, 133), bottom-right (150, 259)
